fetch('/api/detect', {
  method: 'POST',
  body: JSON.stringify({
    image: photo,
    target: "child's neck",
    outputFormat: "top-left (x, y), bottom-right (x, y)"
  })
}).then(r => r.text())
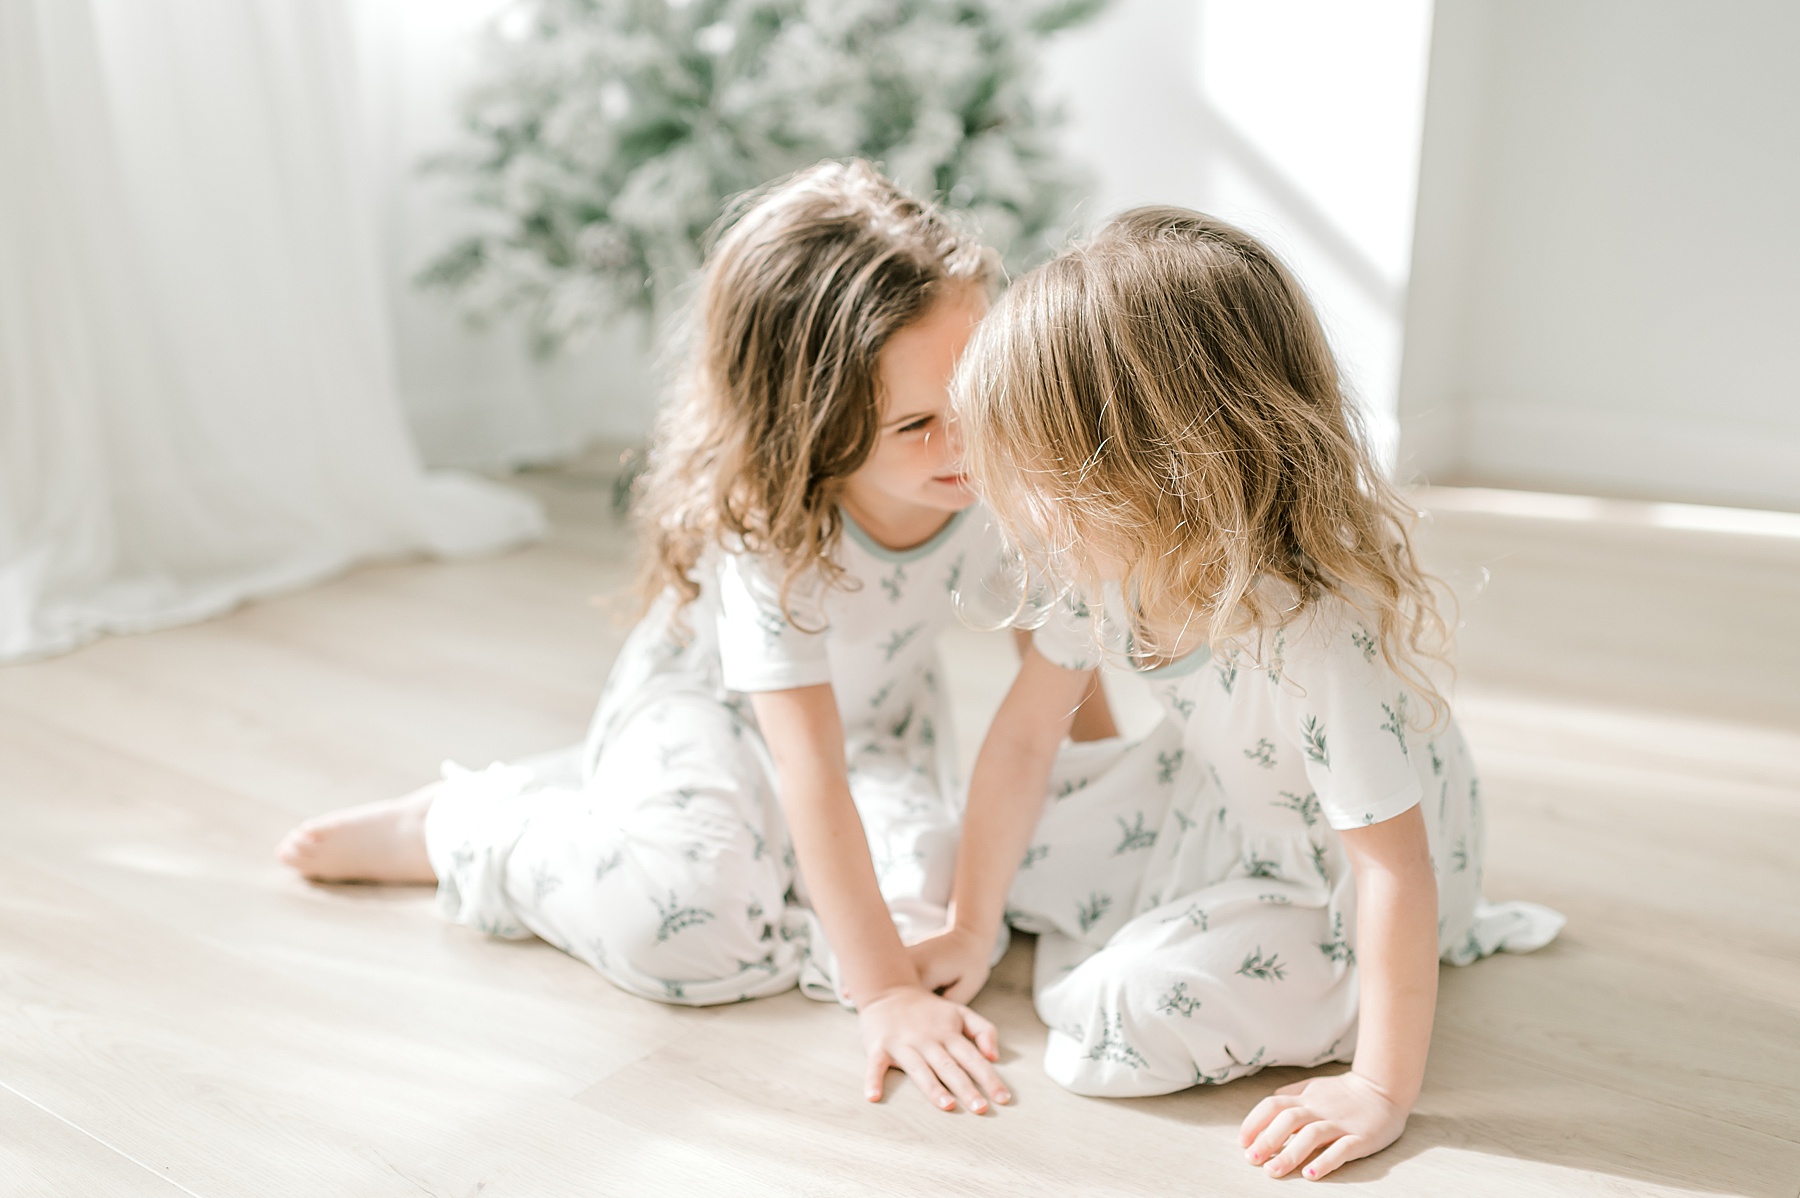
top-left (839, 494), bottom-right (958, 554)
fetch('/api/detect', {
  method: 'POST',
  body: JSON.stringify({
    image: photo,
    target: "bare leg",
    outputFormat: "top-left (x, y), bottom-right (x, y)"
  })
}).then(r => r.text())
top-left (276, 783), bottom-right (439, 884)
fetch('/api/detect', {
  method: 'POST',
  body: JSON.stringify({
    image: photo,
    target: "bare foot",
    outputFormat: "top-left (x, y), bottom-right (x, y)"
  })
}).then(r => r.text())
top-left (276, 784), bottom-right (439, 884)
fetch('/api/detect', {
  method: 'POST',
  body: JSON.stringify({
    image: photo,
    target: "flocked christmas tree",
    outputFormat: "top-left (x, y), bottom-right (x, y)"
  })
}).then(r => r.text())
top-left (420, 0), bottom-right (1105, 353)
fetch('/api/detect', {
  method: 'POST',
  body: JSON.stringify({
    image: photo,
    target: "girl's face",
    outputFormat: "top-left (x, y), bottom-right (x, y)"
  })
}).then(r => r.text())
top-left (842, 282), bottom-right (986, 522)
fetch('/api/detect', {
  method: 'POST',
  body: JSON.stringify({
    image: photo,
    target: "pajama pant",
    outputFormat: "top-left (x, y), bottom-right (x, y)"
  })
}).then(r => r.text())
top-left (423, 685), bottom-right (960, 1007)
top-left (1011, 725), bottom-right (1563, 1098)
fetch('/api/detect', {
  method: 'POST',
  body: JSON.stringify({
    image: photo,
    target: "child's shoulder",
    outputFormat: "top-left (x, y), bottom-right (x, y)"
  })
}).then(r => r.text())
top-left (1231, 588), bottom-right (1389, 683)
top-left (714, 537), bottom-right (829, 627)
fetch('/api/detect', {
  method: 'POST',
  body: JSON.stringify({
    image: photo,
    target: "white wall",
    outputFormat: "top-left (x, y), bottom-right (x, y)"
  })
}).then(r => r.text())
top-left (360, 0), bottom-right (1437, 467)
top-left (1041, 0), bottom-right (1436, 465)
top-left (353, 0), bottom-right (658, 469)
top-left (1400, 0), bottom-right (1800, 510)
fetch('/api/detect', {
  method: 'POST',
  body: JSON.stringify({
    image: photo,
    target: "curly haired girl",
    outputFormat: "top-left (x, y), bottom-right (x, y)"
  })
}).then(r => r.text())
top-left (281, 161), bottom-right (1095, 1115)
top-left (911, 207), bottom-right (1563, 1176)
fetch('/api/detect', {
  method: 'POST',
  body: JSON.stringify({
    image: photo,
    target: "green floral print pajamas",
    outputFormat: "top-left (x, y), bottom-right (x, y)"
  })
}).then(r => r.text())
top-left (1005, 590), bottom-right (1565, 1096)
top-left (423, 508), bottom-right (1016, 1006)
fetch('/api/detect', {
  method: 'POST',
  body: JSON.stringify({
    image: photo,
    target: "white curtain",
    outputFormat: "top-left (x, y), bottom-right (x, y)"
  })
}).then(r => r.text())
top-left (0, 0), bottom-right (544, 663)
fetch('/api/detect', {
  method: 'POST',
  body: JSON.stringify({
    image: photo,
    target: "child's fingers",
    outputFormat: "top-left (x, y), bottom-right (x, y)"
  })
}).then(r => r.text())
top-left (1238, 1093), bottom-right (1297, 1146)
top-left (1300, 1133), bottom-right (1367, 1181)
top-left (1246, 1105), bottom-right (1316, 1165)
top-left (894, 1046), bottom-right (957, 1111)
top-left (958, 1007), bottom-right (1000, 1061)
top-left (923, 1045), bottom-right (988, 1114)
top-left (946, 1037), bottom-right (1011, 1106)
top-left (1264, 1120), bottom-right (1339, 1178)
top-left (863, 1050), bottom-right (893, 1103)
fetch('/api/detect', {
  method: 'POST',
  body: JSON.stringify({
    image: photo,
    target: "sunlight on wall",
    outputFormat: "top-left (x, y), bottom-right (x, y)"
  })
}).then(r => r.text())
top-left (1196, 0), bottom-right (1432, 465)
top-left (1044, 0), bottom-right (1435, 469)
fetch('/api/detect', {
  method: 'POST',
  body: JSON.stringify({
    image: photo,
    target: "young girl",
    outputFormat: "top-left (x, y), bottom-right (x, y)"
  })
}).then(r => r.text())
top-left (278, 161), bottom-right (1084, 1116)
top-left (909, 208), bottom-right (1563, 1178)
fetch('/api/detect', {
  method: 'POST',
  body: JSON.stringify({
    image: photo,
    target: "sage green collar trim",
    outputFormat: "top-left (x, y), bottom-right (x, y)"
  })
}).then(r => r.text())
top-left (1135, 644), bottom-right (1210, 679)
top-left (840, 507), bottom-right (966, 564)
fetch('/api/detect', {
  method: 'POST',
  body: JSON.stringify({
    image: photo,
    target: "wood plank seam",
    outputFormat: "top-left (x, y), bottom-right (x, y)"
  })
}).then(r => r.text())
top-left (0, 1076), bottom-right (207, 1197)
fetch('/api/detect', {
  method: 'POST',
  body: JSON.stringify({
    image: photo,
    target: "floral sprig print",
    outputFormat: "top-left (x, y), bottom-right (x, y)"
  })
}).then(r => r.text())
top-left (1084, 1014), bottom-right (1149, 1069)
top-left (653, 892), bottom-right (716, 942)
top-left (1157, 982), bottom-right (1202, 1017)
top-left (1162, 902), bottom-right (1209, 931)
top-left (1113, 813), bottom-right (1157, 855)
top-left (1309, 841), bottom-right (1330, 881)
top-left (1302, 716), bottom-right (1330, 766)
top-left (1318, 912), bottom-right (1355, 964)
top-left (880, 622), bottom-right (926, 661)
top-left (1242, 852), bottom-right (1282, 880)
top-left (1265, 630), bottom-right (1287, 685)
top-left (1215, 650), bottom-right (1240, 695)
top-left (1274, 790), bottom-right (1322, 827)
top-left (1380, 695), bottom-right (1410, 757)
top-left (1076, 891), bottom-right (1113, 933)
top-left (1237, 947), bottom-right (1288, 982)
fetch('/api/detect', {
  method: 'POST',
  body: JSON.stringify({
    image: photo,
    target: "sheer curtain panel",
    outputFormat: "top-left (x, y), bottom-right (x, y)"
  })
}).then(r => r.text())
top-left (0, 0), bottom-right (543, 663)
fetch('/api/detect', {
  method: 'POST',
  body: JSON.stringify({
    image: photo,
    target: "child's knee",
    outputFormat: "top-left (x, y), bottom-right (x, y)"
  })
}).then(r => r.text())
top-left (1034, 942), bottom-right (1208, 1097)
top-left (600, 867), bottom-right (785, 992)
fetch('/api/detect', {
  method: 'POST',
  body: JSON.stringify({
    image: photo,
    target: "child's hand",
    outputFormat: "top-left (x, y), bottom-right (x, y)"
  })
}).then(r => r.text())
top-left (1238, 1070), bottom-right (1409, 1180)
top-left (859, 985), bottom-right (1010, 1113)
top-left (906, 925), bottom-right (993, 1004)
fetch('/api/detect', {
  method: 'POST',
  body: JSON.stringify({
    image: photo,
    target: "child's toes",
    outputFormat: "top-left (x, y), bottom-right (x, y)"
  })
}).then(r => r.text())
top-left (276, 828), bottom-right (319, 868)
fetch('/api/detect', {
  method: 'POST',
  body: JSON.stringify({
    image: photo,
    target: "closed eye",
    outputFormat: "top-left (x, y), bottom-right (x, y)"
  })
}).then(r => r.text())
top-left (895, 415), bottom-right (933, 434)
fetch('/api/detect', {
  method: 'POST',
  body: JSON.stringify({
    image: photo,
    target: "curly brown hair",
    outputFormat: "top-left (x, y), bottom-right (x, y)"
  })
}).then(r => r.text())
top-left (632, 160), bottom-right (997, 628)
top-left (955, 206), bottom-right (1451, 724)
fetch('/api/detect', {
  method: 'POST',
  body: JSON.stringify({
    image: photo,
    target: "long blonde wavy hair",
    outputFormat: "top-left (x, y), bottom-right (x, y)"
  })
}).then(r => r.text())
top-left (633, 160), bottom-right (996, 625)
top-left (956, 206), bottom-right (1450, 722)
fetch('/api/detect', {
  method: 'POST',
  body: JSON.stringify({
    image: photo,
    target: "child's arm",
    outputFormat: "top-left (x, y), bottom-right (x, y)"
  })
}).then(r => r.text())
top-left (1239, 804), bottom-right (1439, 1181)
top-left (1012, 628), bottom-right (1117, 742)
top-left (750, 684), bottom-right (1011, 1114)
top-left (908, 644), bottom-right (1092, 1002)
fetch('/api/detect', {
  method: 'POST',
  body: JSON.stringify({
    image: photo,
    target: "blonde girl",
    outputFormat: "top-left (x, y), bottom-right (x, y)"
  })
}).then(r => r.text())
top-left (909, 208), bottom-right (1562, 1177)
top-left (280, 161), bottom-right (1076, 1115)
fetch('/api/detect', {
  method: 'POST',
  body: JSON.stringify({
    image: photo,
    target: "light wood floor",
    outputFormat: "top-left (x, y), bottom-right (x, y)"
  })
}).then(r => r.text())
top-left (2, 464), bottom-right (1796, 1197)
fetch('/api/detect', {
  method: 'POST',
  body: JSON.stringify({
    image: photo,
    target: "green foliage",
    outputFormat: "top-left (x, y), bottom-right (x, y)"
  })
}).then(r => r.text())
top-left (420, 0), bottom-right (1105, 352)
